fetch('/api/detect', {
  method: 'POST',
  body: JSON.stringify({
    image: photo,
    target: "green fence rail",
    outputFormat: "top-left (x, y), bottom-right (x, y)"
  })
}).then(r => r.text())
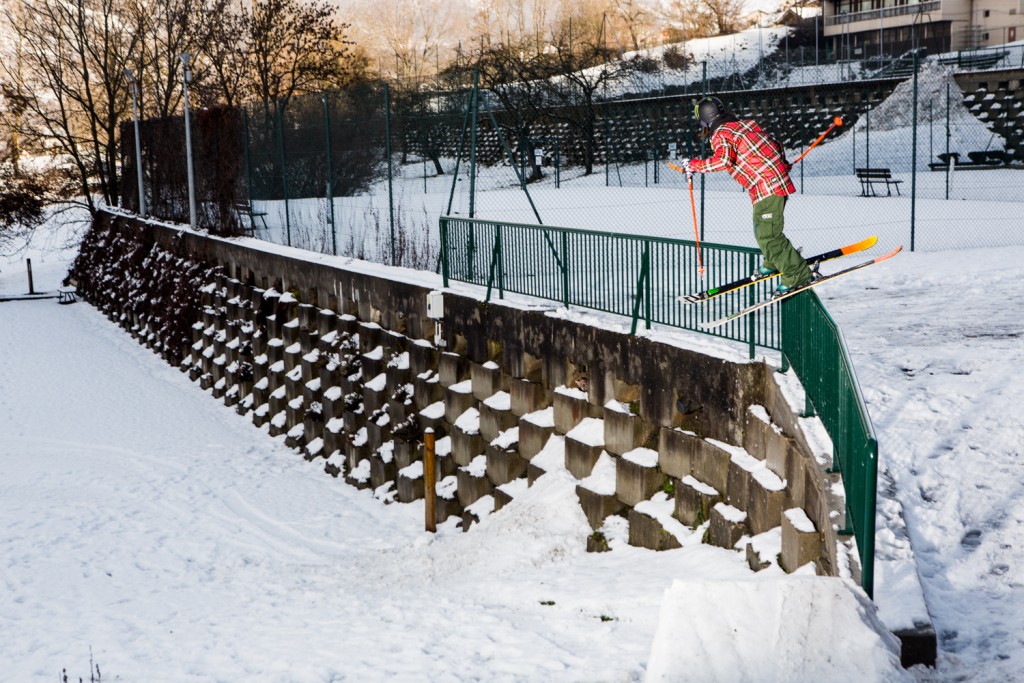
top-left (781, 290), bottom-right (878, 597)
top-left (441, 215), bottom-right (877, 597)
top-left (440, 216), bottom-right (780, 356)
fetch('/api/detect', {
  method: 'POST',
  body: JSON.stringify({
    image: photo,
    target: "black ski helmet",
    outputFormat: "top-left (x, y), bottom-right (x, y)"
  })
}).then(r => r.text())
top-left (694, 96), bottom-right (728, 131)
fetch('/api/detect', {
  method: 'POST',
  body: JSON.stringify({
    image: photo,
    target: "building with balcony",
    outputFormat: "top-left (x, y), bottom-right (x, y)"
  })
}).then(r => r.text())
top-left (821, 0), bottom-right (1024, 57)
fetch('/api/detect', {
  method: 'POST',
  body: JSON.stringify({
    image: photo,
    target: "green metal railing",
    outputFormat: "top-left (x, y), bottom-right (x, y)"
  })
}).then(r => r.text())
top-left (781, 291), bottom-right (878, 597)
top-left (440, 216), bottom-right (780, 356)
top-left (440, 215), bottom-right (877, 597)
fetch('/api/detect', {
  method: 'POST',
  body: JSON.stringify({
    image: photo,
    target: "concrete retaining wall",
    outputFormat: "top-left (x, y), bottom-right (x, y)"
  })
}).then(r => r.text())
top-left (70, 211), bottom-right (855, 580)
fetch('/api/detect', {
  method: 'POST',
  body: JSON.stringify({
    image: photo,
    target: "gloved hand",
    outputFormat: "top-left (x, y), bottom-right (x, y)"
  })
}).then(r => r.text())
top-left (669, 159), bottom-right (695, 180)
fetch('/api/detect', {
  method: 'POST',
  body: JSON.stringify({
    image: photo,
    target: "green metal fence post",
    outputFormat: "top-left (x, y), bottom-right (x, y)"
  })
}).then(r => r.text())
top-left (323, 93), bottom-right (336, 256)
top-left (629, 244), bottom-right (650, 335)
top-left (748, 253), bottom-right (756, 359)
top-left (911, 51), bottom-right (918, 252)
top-left (277, 99), bottom-right (291, 247)
top-left (644, 243), bottom-right (651, 330)
top-left (561, 231), bottom-right (570, 308)
top-left (440, 218), bottom-right (450, 287)
top-left (445, 86), bottom-right (473, 217)
top-left (945, 80), bottom-right (951, 201)
top-left (654, 132), bottom-right (660, 185)
top-left (242, 109), bottom-right (255, 217)
top-left (865, 105), bottom-right (870, 171)
top-left (700, 62), bottom-right (707, 240)
top-left (385, 83), bottom-right (396, 266)
top-left (605, 117), bottom-right (610, 186)
top-left (555, 139), bottom-right (561, 189)
top-left (520, 134), bottom-right (527, 190)
top-left (498, 225), bottom-right (505, 299)
top-left (469, 69), bottom-right (479, 219)
top-left (862, 438), bottom-right (878, 598)
top-left (800, 102), bottom-right (805, 194)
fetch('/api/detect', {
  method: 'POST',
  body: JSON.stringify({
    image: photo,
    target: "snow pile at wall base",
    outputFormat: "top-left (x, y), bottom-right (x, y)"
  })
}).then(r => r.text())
top-left (644, 577), bottom-right (911, 683)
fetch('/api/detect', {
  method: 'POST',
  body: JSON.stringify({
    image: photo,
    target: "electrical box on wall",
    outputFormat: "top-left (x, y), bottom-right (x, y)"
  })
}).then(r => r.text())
top-left (427, 291), bottom-right (445, 347)
top-left (427, 291), bottom-right (443, 319)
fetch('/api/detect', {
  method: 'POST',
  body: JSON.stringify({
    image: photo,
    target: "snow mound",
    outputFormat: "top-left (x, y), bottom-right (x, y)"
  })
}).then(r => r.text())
top-left (644, 577), bottom-right (910, 683)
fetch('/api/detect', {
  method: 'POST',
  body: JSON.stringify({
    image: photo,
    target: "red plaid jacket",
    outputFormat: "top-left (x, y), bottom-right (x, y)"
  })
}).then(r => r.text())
top-left (689, 119), bottom-right (795, 204)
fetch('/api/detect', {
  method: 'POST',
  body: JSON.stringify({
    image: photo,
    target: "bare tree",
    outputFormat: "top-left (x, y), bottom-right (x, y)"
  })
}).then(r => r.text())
top-left (609, 0), bottom-right (656, 51)
top-left (0, 163), bottom-right (47, 251)
top-left (659, 0), bottom-right (719, 39)
top-left (474, 42), bottom-right (556, 182)
top-left (244, 0), bottom-right (356, 110)
top-left (1, 0), bottom-right (142, 214)
top-left (703, 0), bottom-right (744, 34)
top-left (199, 5), bottom-right (250, 108)
top-left (537, 8), bottom-right (649, 175)
top-left (354, 0), bottom-right (466, 79)
top-left (135, 0), bottom-right (234, 117)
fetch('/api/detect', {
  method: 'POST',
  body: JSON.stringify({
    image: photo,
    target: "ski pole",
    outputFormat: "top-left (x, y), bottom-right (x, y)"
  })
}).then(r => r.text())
top-left (791, 115), bottom-right (844, 165)
top-left (668, 162), bottom-right (706, 281)
top-left (687, 173), bottom-right (705, 282)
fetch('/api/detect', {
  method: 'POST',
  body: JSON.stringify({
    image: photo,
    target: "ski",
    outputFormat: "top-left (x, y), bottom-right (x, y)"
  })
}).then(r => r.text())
top-left (697, 245), bottom-right (903, 330)
top-left (678, 235), bottom-right (879, 304)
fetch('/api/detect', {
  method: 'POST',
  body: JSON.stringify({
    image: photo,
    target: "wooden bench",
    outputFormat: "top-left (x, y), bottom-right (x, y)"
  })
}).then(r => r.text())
top-left (234, 202), bottom-right (268, 236)
top-left (855, 168), bottom-right (903, 197)
top-left (57, 286), bottom-right (78, 305)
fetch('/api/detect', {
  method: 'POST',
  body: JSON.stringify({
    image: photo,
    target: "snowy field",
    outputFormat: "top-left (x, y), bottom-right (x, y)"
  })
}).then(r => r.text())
top-left (2, 232), bottom-right (906, 681)
top-left (2, 199), bottom-right (1024, 680)
top-left (254, 60), bottom-right (1022, 266)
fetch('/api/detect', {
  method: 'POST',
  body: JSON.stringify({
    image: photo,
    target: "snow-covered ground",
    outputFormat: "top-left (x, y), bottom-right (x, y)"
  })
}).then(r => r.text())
top-left (2, 198), bottom-right (1023, 680)
top-left (1, 229), bottom-right (906, 681)
top-left (823, 245), bottom-right (1024, 682)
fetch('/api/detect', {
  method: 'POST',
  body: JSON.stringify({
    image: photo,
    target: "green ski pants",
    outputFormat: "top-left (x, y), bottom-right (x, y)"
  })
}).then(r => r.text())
top-left (752, 194), bottom-right (812, 289)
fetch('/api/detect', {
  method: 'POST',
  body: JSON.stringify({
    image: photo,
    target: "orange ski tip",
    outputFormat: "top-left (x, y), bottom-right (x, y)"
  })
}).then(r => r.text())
top-left (841, 236), bottom-right (878, 254)
top-left (834, 115), bottom-right (844, 127)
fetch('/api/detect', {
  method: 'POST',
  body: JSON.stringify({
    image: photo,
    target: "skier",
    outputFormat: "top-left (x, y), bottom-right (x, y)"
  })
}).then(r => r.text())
top-left (677, 96), bottom-right (813, 295)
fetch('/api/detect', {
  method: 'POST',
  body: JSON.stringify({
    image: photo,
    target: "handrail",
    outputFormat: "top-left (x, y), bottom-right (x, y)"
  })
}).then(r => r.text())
top-left (781, 290), bottom-right (878, 597)
top-left (441, 215), bottom-right (877, 597)
top-left (440, 216), bottom-right (778, 356)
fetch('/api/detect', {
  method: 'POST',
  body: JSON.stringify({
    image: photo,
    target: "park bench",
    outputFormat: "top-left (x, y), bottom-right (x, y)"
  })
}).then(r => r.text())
top-left (234, 202), bottom-right (268, 236)
top-left (855, 168), bottom-right (903, 197)
top-left (57, 286), bottom-right (77, 305)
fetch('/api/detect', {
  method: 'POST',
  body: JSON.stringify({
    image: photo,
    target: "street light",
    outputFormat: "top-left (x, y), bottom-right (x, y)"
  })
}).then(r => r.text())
top-left (180, 52), bottom-right (197, 230)
top-left (124, 68), bottom-right (146, 217)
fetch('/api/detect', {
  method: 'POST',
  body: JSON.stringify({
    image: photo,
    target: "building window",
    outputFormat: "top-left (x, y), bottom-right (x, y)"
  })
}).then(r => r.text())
top-left (983, 9), bottom-right (990, 16)
top-left (982, 32), bottom-right (990, 40)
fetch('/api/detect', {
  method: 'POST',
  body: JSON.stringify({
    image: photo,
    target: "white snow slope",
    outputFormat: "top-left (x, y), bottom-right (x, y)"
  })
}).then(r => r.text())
top-left (3, 216), bottom-right (1024, 681)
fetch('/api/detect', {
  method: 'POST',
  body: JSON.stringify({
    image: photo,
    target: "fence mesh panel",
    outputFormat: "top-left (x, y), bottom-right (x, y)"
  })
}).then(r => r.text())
top-left (123, 43), bottom-right (1024, 260)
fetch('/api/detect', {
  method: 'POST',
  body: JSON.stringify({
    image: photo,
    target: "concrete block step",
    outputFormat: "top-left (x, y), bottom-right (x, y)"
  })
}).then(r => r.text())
top-left (553, 385), bottom-right (591, 433)
top-left (616, 447), bottom-right (663, 507)
top-left (565, 417), bottom-right (605, 479)
top-left (628, 507), bottom-right (682, 551)
top-left (675, 475), bottom-right (722, 527)
top-left (603, 401), bottom-right (656, 456)
top-left (708, 502), bottom-right (748, 550)
top-left (519, 408), bottom-right (554, 460)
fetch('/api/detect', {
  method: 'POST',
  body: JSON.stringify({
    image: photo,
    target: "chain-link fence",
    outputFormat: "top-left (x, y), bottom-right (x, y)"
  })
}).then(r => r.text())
top-left (123, 41), bottom-right (1024, 265)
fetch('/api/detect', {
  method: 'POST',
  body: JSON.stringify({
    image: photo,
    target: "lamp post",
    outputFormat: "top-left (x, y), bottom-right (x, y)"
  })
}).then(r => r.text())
top-left (124, 68), bottom-right (146, 217)
top-left (180, 52), bottom-right (197, 230)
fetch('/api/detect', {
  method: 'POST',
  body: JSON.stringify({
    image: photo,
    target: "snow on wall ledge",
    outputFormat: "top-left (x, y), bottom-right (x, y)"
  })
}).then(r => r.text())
top-left (69, 210), bottom-right (858, 584)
